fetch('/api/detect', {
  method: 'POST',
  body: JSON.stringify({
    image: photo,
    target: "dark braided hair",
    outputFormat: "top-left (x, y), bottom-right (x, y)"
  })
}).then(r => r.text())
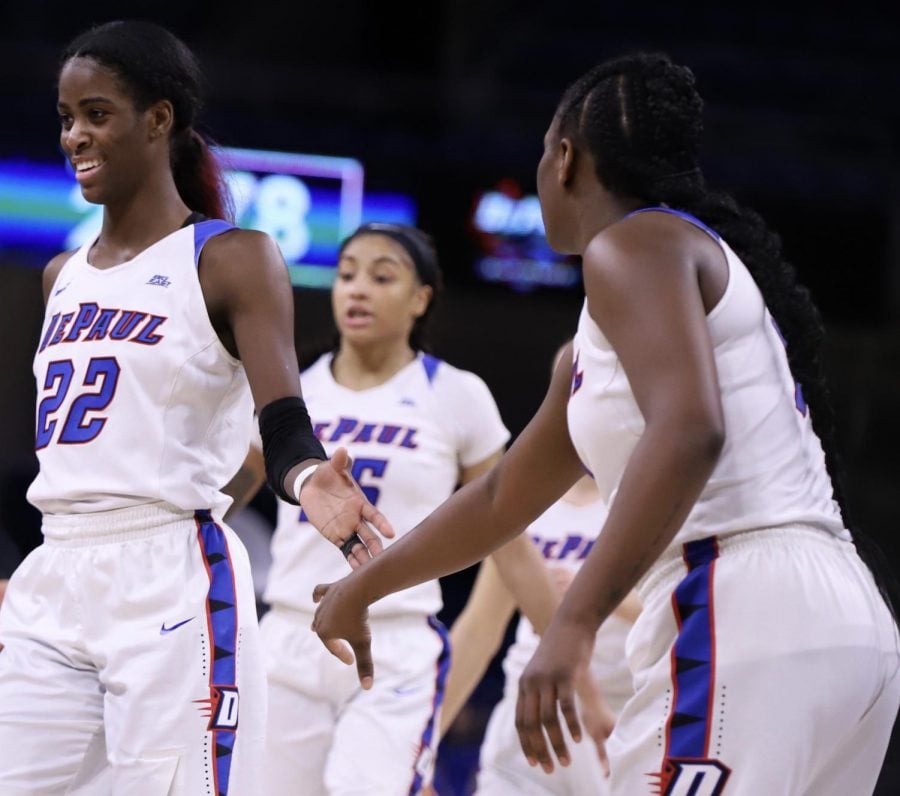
top-left (60, 20), bottom-right (230, 220)
top-left (556, 52), bottom-right (897, 615)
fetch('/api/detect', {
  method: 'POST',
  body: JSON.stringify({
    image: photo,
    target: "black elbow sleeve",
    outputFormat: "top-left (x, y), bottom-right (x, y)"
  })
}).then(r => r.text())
top-left (258, 396), bottom-right (326, 504)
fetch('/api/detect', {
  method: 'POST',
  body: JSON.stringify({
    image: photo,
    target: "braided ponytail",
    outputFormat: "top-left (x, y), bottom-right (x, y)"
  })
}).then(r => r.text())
top-left (556, 52), bottom-right (897, 615)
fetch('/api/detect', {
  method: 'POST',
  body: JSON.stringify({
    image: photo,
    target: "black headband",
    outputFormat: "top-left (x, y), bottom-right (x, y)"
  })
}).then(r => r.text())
top-left (341, 223), bottom-right (440, 287)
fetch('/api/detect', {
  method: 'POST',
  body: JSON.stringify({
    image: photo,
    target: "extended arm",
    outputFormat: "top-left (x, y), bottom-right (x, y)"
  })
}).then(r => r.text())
top-left (311, 346), bottom-right (585, 681)
top-left (200, 230), bottom-right (393, 560)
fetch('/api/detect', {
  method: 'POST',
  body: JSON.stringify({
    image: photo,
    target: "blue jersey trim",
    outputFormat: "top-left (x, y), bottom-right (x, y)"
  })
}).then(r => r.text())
top-left (624, 206), bottom-right (721, 241)
top-left (421, 354), bottom-right (441, 384)
top-left (193, 220), bottom-right (235, 267)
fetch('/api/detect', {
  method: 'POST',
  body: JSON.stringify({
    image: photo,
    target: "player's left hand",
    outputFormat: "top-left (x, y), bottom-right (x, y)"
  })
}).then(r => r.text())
top-left (515, 614), bottom-right (596, 774)
top-left (312, 575), bottom-right (375, 689)
top-left (301, 447), bottom-right (396, 569)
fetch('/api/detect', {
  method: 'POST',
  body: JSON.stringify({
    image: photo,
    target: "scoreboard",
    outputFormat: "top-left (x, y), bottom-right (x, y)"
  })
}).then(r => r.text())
top-left (0, 147), bottom-right (414, 288)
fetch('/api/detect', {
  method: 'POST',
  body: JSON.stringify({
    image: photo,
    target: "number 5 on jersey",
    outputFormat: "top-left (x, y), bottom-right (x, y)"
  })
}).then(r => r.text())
top-left (36, 357), bottom-right (121, 449)
top-left (299, 456), bottom-right (388, 521)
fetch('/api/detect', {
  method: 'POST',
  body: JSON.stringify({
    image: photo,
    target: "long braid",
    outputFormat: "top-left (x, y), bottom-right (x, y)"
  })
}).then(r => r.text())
top-left (558, 52), bottom-right (897, 615)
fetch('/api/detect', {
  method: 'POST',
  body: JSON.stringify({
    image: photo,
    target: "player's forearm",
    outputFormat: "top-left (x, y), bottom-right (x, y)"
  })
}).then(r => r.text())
top-left (354, 473), bottom-right (524, 605)
top-left (348, 396), bottom-right (583, 605)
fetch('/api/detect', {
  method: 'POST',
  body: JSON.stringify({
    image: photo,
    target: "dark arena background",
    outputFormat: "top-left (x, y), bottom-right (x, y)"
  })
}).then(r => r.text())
top-left (0, 2), bottom-right (897, 793)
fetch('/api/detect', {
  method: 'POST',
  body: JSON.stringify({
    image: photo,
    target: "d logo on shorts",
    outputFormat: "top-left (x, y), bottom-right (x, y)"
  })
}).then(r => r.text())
top-left (209, 685), bottom-right (240, 731)
top-left (657, 758), bottom-right (730, 796)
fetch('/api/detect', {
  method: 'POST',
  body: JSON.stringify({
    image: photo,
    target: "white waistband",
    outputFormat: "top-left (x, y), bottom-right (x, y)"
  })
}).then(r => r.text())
top-left (41, 501), bottom-right (208, 545)
top-left (635, 524), bottom-right (852, 606)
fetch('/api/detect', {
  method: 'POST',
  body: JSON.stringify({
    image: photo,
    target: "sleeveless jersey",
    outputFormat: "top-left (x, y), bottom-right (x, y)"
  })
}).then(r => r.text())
top-left (567, 208), bottom-right (846, 556)
top-left (501, 496), bottom-right (634, 711)
top-left (264, 352), bottom-right (510, 618)
top-left (27, 220), bottom-right (253, 517)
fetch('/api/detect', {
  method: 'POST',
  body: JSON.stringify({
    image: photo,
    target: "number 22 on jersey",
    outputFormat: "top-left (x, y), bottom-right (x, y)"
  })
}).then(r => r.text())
top-left (36, 357), bottom-right (121, 448)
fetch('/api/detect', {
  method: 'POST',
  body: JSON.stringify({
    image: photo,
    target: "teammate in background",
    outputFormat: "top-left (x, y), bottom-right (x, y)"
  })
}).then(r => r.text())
top-left (441, 473), bottom-right (639, 796)
top-left (259, 222), bottom-right (511, 795)
top-left (312, 52), bottom-right (900, 795)
top-left (0, 21), bottom-right (388, 794)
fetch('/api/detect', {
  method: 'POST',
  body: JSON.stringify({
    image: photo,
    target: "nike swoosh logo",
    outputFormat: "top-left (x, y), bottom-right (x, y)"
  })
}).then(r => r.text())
top-left (54, 285), bottom-right (68, 296)
top-left (160, 617), bottom-right (195, 634)
top-left (392, 686), bottom-right (421, 696)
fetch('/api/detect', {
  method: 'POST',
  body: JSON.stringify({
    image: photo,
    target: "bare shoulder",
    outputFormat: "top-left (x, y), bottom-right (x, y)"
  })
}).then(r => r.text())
top-left (197, 227), bottom-right (291, 303)
top-left (588, 210), bottom-right (710, 271)
top-left (42, 250), bottom-right (78, 303)
top-left (199, 227), bottom-right (286, 275)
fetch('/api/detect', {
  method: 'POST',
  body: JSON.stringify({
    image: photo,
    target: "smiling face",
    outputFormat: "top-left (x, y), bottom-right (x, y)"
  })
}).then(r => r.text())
top-left (57, 56), bottom-right (161, 206)
top-left (332, 233), bottom-right (433, 351)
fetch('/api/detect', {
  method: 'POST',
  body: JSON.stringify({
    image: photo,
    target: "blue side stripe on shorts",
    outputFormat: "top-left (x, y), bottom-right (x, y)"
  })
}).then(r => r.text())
top-left (408, 616), bottom-right (451, 795)
top-left (667, 536), bottom-right (719, 759)
top-left (195, 509), bottom-right (240, 796)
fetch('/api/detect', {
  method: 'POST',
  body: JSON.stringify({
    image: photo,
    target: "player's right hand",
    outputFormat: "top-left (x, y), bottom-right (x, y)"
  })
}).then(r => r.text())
top-left (301, 447), bottom-right (396, 569)
top-left (312, 576), bottom-right (375, 689)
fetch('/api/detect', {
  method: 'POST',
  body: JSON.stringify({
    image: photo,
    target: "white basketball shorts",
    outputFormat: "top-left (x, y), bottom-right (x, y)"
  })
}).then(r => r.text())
top-left (607, 525), bottom-right (900, 796)
top-left (0, 503), bottom-right (266, 795)
top-left (261, 607), bottom-right (449, 795)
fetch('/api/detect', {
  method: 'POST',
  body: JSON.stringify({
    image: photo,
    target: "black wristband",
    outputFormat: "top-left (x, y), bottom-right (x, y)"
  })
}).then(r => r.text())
top-left (258, 396), bottom-right (326, 504)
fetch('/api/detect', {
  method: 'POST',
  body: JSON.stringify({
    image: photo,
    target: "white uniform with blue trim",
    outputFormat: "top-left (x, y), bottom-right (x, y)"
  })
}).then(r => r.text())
top-left (568, 208), bottom-right (900, 795)
top-left (261, 352), bottom-right (510, 796)
top-left (0, 220), bottom-right (265, 796)
top-left (477, 495), bottom-right (634, 796)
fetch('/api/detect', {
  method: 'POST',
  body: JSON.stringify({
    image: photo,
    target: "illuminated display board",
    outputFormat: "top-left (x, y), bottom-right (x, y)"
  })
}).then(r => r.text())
top-left (470, 180), bottom-right (580, 292)
top-left (0, 148), bottom-right (415, 288)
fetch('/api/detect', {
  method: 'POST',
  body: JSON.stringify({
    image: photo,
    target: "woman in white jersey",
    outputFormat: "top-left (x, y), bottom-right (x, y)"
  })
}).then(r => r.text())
top-left (0, 21), bottom-right (389, 795)
top-left (259, 222), bottom-right (511, 795)
top-left (312, 52), bottom-right (900, 795)
top-left (439, 473), bottom-right (640, 796)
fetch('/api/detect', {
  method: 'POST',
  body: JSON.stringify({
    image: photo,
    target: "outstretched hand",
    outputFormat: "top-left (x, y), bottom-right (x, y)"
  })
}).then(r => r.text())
top-left (300, 447), bottom-right (395, 568)
top-left (515, 616), bottom-right (598, 774)
top-left (312, 577), bottom-right (375, 689)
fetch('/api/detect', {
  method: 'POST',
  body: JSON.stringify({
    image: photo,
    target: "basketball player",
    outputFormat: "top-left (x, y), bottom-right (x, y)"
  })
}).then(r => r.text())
top-left (0, 21), bottom-right (389, 795)
top-left (312, 52), bottom-right (900, 795)
top-left (441, 473), bottom-right (639, 796)
top-left (260, 223), bottom-right (511, 795)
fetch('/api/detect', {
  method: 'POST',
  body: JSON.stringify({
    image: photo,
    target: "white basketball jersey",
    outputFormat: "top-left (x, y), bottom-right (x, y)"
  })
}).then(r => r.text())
top-left (27, 220), bottom-right (253, 517)
top-left (501, 496), bottom-right (634, 712)
top-left (568, 208), bottom-right (846, 555)
top-left (264, 352), bottom-right (509, 617)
